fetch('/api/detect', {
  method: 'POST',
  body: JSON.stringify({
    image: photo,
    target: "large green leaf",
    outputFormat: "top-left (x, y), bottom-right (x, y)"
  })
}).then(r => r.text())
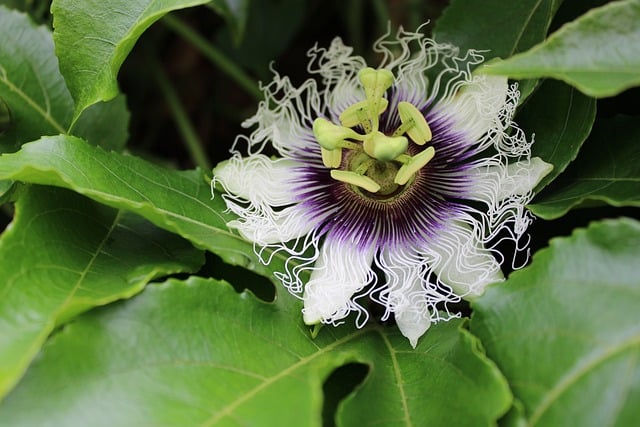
top-left (51, 0), bottom-right (211, 119)
top-left (0, 135), bottom-right (279, 276)
top-left (0, 7), bottom-right (130, 151)
top-left (0, 186), bottom-right (203, 399)
top-left (0, 277), bottom-right (511, 426)
top-left (434, 0), bottom-right (563, 60)
top-left (0, 6), bottom-right (72, 149)
top-left (517, 79), bottom-right (596, 190)
top-left (71, 95), bottom-right (130, 152)
top-left (528, 116), bottom-right (640, 219)
top-left (471, 218), bottom-right (640, 426)
top-left (480, 0), bottom-right (640, 97)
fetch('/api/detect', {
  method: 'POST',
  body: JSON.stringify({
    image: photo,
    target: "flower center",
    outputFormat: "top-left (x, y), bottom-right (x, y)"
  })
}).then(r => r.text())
top-left (312, 67), bottom-right (434, 199)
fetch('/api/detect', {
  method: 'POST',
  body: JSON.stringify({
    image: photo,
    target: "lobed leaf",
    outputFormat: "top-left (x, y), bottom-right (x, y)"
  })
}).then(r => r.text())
top-left (434, 0), bottom-right (562, 61)
top-left (0, 135), bottom-right (280, 277)
top-left (529, 116), bottom-right (640, 219)
top-left (480, 0), bottom-right (640, 97)
top-left (0, 6), bottom-right (73, 149)
top-left (71, 94), bottom-right (131, 152)
top-left (471, 218), bottom-right (640, 426)
top-left (0, 186), bottom-right (203, 399)
top-left (51, 0), bottom-right (212, 119)
top-left (517, 79), bottom-right (596, 191)
top-left (0, 6), bottom-right (130, 151)
top-left (0, 276), bottom-right (511, 426)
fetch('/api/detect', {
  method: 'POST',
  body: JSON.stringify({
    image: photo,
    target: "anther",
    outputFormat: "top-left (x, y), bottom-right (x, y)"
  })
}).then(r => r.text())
top-left (339, 99), bottom-right (388, 132)
top-left (395, 102), bottom-right (432, 145)
top-left (321, 147), bottom-right (342, 168)
top-left (331, 170), bottom-right (381, 193)
top-left (394, 146), bottom-right (435, 185)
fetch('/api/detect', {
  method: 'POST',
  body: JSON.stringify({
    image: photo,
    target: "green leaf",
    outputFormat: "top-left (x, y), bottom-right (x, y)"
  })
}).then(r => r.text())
top-left (336, 326), bottom-right (511, 426)
top-left (0, 186), bottom-right (203, 399)
top-left (71, 95), bottom-right (131, 152)
top-left (51, 0), bottom-right (212, 119)
top-left (0, 6), bottom-right (72, 149)
top-left (517, 79), bottom-right (596, 190)
top-left (480, 0), bottom-right (640, 97)
top-left (215, 0), bottom-right (306, 78)
top-left (434, 0), bottom-right (563, 60)
top-left (0, 277), bottom-right (511, 426)
top-left (208, 0), bottom-right (250, 44)
top-left (471, 218), bottom-right (640, 426)
top-left (528, 116), bottom-right (640, 219)
top-left (0, 135), bottom-right (277, 276)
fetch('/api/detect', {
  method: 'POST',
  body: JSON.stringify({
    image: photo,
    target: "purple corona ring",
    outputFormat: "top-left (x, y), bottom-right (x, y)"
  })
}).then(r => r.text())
top-left (213, 27), bottom-right (552, 347)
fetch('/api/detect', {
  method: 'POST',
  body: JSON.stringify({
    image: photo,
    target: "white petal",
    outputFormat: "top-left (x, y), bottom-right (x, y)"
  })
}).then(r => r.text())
top-left (465, 157), bottom-right (554, 204)
top-left (427, 219), bottom-right (504, 298)
top-left (380, 249), bottom-right (431, 348)
top-left (432, 75), bottom-right (509, 143)
top-left (214, 154), bottom-right (299, 207)
top-left (227, 204), bottom-right (317, 246)
top-left (303, 239), bottom-right (375, 325)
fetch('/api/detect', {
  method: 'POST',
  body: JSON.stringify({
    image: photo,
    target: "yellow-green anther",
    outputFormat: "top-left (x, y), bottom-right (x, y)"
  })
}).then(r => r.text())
top-left (339, 99), bottom-right (388, 131)
top-left (394, 146), bottom-right (435, 185)
top-left (331, 170), bottom-right (381, 193)
top-left (396, 101), bottom-right (432, 145)
top-left (358, 67), bottom-right (394, 102)
top-left (363, 131), bottom-right (408, 162)
top-left (313, 117), bottom-right (360, 150)
top-left (321, 146), bottom-right (342, 168)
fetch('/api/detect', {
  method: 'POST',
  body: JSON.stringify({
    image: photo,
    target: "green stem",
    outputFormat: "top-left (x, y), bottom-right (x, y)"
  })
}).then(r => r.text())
top-left (154, 66), bottom-right (211, 171)
top-left (371, 0), bottom-right (390, 34)
top-left (162, 15), bottom-right (263, 102)
top-left (345, 0), bottom-right (364, 54)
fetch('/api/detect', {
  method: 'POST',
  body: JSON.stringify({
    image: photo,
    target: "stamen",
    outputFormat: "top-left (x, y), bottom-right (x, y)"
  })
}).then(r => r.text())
top-left (321, 147), bottom-right (342, 168)
top-left (394, 146), bottom-right (435, 185)
top-left (354, 157), bottom-right (376, 175)
top-left (395, 102), bottom-right (432, 145)
top-left (339, 99), bottom-right (388, 131)
top-left (363, 131), bottom-right (408, 162)
top-left (331, 170), bottom-right (381, 193)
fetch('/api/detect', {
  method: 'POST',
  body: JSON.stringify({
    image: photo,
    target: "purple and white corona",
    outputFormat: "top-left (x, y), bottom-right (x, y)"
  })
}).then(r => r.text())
top-left (214, 27), bottom-right (551, 347)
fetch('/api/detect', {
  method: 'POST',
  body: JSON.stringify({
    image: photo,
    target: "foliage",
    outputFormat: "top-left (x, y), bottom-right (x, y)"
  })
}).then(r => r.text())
top-left (0, 0), bottom-right (638, 425)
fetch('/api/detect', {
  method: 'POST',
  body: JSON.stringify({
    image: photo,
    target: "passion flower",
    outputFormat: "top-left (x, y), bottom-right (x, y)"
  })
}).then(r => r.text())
top-left (214, 27), bottom-right (551, 347)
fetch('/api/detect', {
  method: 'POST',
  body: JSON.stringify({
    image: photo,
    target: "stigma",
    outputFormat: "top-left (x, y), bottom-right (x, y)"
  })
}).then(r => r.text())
top-left (312, 67), bottom-right (434, 194)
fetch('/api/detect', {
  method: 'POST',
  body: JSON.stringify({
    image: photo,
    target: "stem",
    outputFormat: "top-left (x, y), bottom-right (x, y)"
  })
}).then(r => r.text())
top-left (371, 0), bottom-right (390, 35)
top-left (162, 15), bottom-right (263, 102)
top-left (154, 66), bottom-right (211, 171)
top-left (345, 0), bottom-right (364, 54)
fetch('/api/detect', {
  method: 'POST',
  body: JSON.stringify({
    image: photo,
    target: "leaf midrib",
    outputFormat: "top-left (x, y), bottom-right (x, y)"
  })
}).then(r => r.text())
top-left (199, 328), bottom-right (370, 426)
top-left (0, 69), bottom-right (67, 134)
top-left (529, 331), bottom-right (640, 425)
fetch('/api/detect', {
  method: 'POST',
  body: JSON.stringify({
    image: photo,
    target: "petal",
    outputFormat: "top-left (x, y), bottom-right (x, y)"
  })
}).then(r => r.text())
top-left (243, 74), bottom-right (323, 156)
top-left (432, 74), bottom-right (509, 143)
top-left (464, 157), bottom-right (554, 204)
top-left (227, 204), bottom-right (317, 246)
top-left (426, 219), bottom-right (504, 298)
top-left (303, 238), bottom-right (375, 325)
top-left (214, 154), bottom-right (299, 207)
top-left (380, 249), bottom-right (431, 348)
